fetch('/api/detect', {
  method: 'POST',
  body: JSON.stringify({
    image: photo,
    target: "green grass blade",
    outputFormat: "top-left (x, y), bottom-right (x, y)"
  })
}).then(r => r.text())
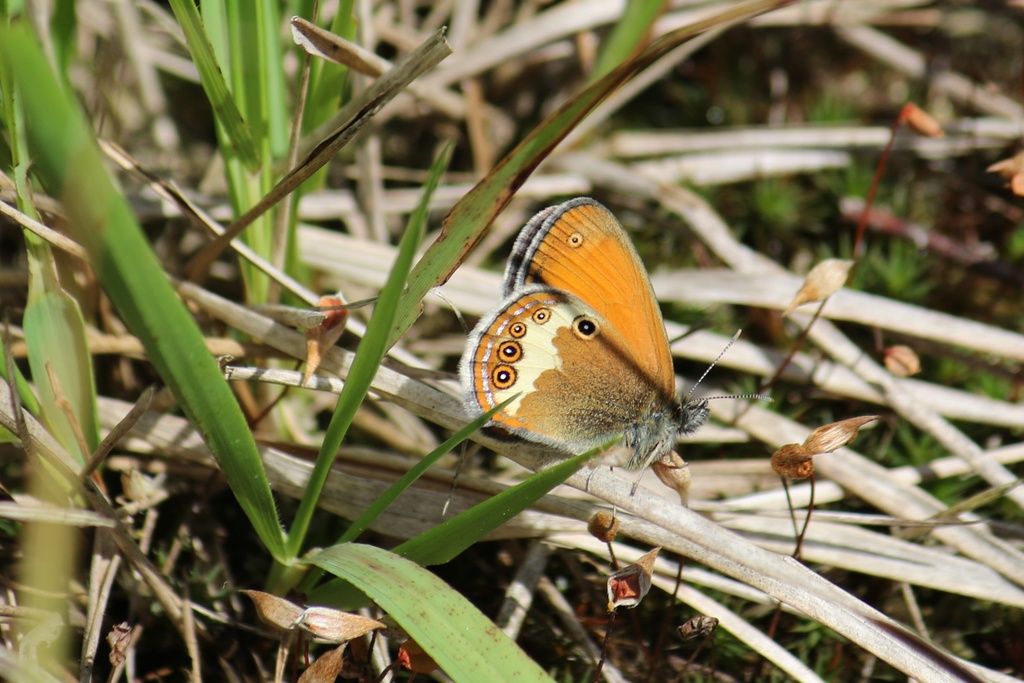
top-left (295, 399), bottom-right (513, 595)
top-left (224, 0), bottom-right (288, 159)
top-left (253, 0), bottom-right (289, 158)
top-left (23, 285), bottom-right (99, 464)
top-left (337, 398), bottom-right (510, 547)
top-left (589, 0), bottom-right (668, 82)
top-left (301, 2), bottom-right (356, 137)
top-left (387, 0), bottom-right (788, 347)
top-left (0, 27), bottom-right (46, 420)
top-left (395, 448), bottom-right (596, 566)
top-left (311, 443), bottom-right (598, 603)
top-left (167, 0), bottom-right (260, 171)
top-left (0, 25), bottom-right (286, 559)
top-left (1, 18), bottom-right (96, 463)
top-left (49, 0), bottom-right (77, 92)
top-left (309, 544), bottom-right (554, 683)
top-left (285, 142), bottom-right (454, 557)
top-left (0, 330), bottom-right (39, 418)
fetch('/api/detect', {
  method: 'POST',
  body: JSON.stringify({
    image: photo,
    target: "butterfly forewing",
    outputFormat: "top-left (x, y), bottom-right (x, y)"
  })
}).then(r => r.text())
top-left (505, 198), bottom-right (675, 400)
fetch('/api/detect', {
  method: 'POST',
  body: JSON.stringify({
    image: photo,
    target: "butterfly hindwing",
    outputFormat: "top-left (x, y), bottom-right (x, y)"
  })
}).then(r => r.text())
top-left (460, 286), bottom-right (670, 452)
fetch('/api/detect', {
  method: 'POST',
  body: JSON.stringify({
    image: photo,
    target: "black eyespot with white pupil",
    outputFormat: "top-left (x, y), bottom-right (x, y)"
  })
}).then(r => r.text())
top-left (509, 322), bottom-right (527, 338)
top-left (499, 341), bottom-right (522, 362)
top-left (492, 365), bottom-right (516, 390)
top-left (573, 316), bottom-right (598, 339)
top-left (532, 307), bottom-right (551, 324)
top-left (567, 232), bottom-right (584, 248)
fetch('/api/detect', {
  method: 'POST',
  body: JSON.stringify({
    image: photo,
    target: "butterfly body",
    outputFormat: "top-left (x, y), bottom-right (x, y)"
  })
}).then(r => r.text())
top-left (460, 198), bottom-right (709, 471)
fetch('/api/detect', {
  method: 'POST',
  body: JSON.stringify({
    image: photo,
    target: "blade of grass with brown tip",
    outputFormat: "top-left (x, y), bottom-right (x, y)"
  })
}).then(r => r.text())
top-left (388, 0), bottom-right (794, 347)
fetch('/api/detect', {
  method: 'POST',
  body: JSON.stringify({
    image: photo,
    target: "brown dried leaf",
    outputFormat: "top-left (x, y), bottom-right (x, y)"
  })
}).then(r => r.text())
top-left (296, 606), bottom-right (385, 643)
top-left (120, 469), bottom-right (165, 503)
top-left (884, 345), bottom-right (921, 377)
top-left (783, 259), bottom-right (852, 316)
top-left (802, 416), bottom-right (880, 455)
top-left (106, 622), bottom-right (132, 666)
top-left (587, 511), bottom-right (619, 543)
top-left (607, 547), bottom-right (660, 610)
top-left (241, 590), bottom-right (303, 631)
top-left (297, 643), bottom-right (348, 683)
top-left (652, 451), bottom-right (691, 505)
top-left (900, 102), bottom-right (944, 138)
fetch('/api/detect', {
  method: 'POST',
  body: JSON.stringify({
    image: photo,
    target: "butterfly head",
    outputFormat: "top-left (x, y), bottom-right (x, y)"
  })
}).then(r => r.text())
top-left (621, 397), bottom-right (710, 471)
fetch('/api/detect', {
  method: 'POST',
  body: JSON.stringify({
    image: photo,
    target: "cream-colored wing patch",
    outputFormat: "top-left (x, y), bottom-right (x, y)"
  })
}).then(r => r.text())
top-left (461, 287), bottom-right (580, 430)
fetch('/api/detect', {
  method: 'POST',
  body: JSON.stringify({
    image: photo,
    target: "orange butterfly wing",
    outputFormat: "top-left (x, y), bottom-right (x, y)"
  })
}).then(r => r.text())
top-left (460, 287), bottom-right (667, 452)
top-left (505, 198), bottom-right (676, 401)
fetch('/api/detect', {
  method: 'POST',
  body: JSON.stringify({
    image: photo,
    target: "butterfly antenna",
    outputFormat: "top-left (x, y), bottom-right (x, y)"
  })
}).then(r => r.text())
top-left (683, 330), bottom-right (772, 405)
top-left (702, 392), bottom-right (774, 403)
top-left (683, 330), bottom-right (740, 403)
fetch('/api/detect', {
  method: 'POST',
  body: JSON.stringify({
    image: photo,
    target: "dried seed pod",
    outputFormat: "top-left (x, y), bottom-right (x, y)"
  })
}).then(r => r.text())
top-left (987, 151), bottom-right (1024, 196)
top-left (607, 547), bottom-right (660, 610)
top-left (652, 451), bottom-right (691, 505)
top-left (900, 103), bottom-right (944, 138)
top-left (772, 415), bottom-right (879, 479)
top-left (295, 606), bottom-right (385, 643)
top-left (770, 443), bottom-right (815, 479)
top-left (802, 416), bottom-right (880, 455)
top-left (884, 345), bottom-right (921, 377)
top-left (678, 615), bottom-right (719, 641)
top-left (242, 590), bottom-right (303, 631)
top-left (783, 259), bottom-right (852, 316)
top-left (304, 296), bottom-right (349, 382)
top-left (588, 511), bottom-right (619, 543)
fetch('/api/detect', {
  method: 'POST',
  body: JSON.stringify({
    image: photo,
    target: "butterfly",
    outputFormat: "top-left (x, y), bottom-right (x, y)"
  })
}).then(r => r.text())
top-left (460, 197), bottom-right (709, 474)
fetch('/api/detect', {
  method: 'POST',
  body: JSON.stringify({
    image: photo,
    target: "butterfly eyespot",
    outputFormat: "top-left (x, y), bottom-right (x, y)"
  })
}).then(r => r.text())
top-left (573, 316), bottom-right (598, 339)
top-left (532, 307), bottom-right (551, 324)
top-left (509, 322), bottom-right (527, 338)
top-left (498, 341), bottom-right (522, 362)
top-left (491, 365), bottom-right (517, 389)
top-left (567, 232), bottom-right (584, 248)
